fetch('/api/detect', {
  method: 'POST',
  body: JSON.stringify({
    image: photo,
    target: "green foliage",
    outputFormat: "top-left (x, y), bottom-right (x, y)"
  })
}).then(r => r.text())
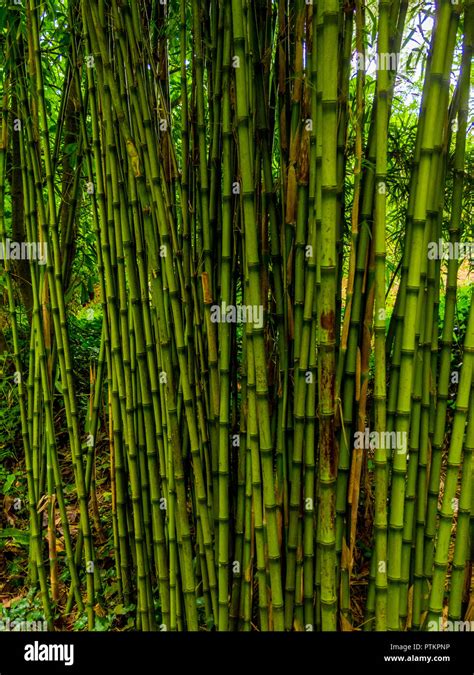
top-left (453, 282), bottom-right (473, 337)
top-left (0, 592), bottom-right (47, 627)
top-left (0, 361), bottom-right (21, 446)
top-left (439, 281), bottom-right (473, 344)
top-left (73, 603), bottom-right (136, 632)
top-left (66, 313), bottom-right (102, 420)
top-left (0, 528), bottom-right (29, 547)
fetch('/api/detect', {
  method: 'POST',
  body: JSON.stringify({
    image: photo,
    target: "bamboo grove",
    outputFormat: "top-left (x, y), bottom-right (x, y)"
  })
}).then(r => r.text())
top-left (0, 0), bottom-right (473, 632)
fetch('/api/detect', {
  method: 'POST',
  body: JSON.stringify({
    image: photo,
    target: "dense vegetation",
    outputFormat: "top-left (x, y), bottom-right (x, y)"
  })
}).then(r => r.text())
top-left (0, 0), bottom-right (473, 632)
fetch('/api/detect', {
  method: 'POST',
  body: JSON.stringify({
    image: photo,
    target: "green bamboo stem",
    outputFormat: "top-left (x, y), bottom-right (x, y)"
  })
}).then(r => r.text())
top-left (427, 294), bottom-right (474, 627)
top-left (232, 0), bottom-right (284, 630)
top-left (317, 0), bottom-right (339, 632)
top-left (448, 384), bottom-right (474, 622)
